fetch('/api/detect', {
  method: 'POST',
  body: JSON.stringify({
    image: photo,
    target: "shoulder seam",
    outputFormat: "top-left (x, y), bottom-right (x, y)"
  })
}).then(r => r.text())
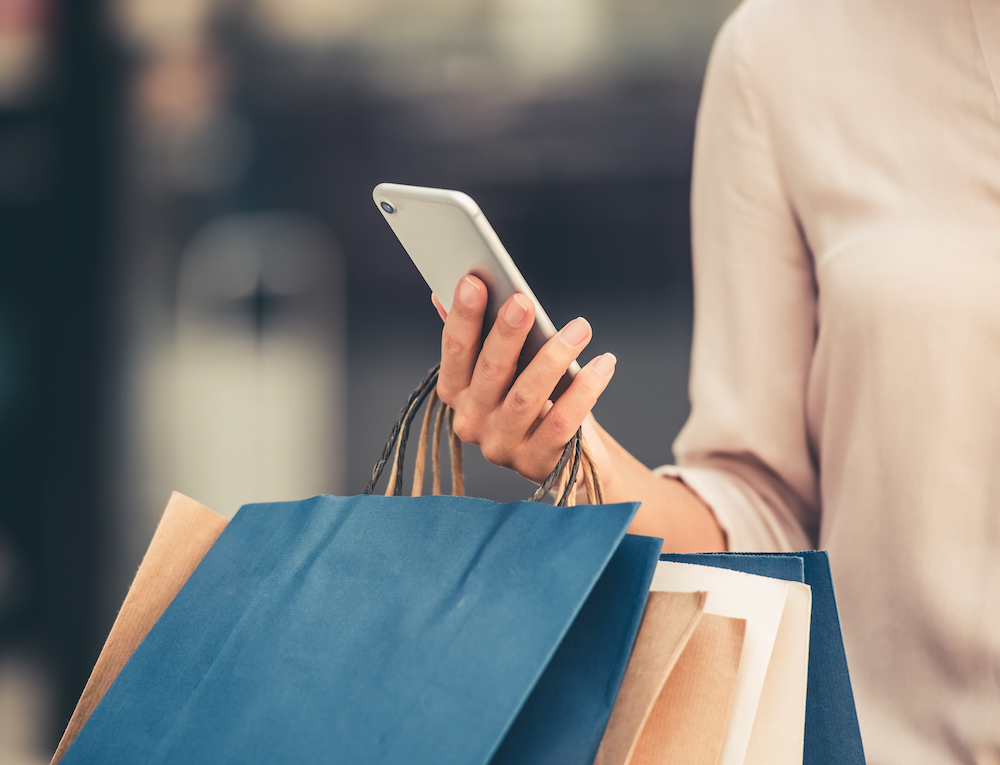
top-left (726, 0), bottom-right (802, 236)
top-left (968, 0), bottom-right (1000, 126)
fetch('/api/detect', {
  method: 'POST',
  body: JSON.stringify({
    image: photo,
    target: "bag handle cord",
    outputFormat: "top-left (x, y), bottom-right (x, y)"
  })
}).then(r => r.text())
top-left (365, 364), bottom-right (604, 506)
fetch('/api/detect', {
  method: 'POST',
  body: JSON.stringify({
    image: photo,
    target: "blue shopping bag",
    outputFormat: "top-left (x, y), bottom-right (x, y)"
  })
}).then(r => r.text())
top-left (62, 366), bottom-right (659, 765)
top-left (661, 551), bottom-right (867, 765)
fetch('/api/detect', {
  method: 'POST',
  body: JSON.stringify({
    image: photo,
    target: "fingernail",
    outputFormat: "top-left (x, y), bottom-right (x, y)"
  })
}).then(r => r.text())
top-left (559, 317), bottom-right (591, 347)
top-left (458, 277), bottom-right (481, 307)
top-left (592, 352), bottom-right (617, 377)
top-left (503, 294), bottom-right (530, 326)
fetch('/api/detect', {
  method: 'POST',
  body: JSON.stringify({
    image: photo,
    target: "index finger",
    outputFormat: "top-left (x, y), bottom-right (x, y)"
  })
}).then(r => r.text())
top-left (431, 294), bottom-right (447, 321)
top-left (437, 275), bottom-right (488, 401)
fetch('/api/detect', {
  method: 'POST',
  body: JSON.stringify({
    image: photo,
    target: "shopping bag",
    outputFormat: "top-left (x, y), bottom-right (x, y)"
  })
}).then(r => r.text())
top-left (58, 365), bottom-right (661, 765)
top-left (661, 552), bottom-right (866, 765)
top-left (594, 590), bottom-right (746, 765)
top-left (594, 591), bottom-right (709, 765)
top-left (51, 493), bottom-right (227, 764)
top-left (490, 533), bottom-right (662, 765)
top-left (629, 608), bottom-right (746, 765)
top-left (597, 551), bottom-right (862, 765)
top-left (650, 560), bottom-right (813, 765)
top-left (596, 560), bottom-right (800, 765)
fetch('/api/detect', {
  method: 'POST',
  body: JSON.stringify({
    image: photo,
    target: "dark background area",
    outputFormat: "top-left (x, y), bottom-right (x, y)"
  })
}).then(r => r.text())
top-left (0, 0), bottom-right (736, 757)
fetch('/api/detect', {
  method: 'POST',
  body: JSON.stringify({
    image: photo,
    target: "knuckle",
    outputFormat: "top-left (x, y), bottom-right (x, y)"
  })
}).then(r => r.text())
top-left (476, 356), bottom-right (505, 383)
top-left (450, 412), bottom-right (479, 444)
top-left (436, 379), bottom-right (457, 405)
top-left (511, 449), bottom-right (555, 485)
top-left (480, 437), bottom-right (511, 468)
top-left (441, 333), bottom-right (469, 360)
top-left (509, 453), bottom-right (535, 481)
top-left (451, 302), bottom-right (477, 321)
top-left (505, 387), bottom-right (535, 417)
top-left (543, 408), bottom-right (576, 436)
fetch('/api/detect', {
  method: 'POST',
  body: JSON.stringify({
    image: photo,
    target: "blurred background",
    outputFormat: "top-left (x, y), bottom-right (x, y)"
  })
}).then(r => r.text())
top-left (0, 0), bottom-right (739, 759)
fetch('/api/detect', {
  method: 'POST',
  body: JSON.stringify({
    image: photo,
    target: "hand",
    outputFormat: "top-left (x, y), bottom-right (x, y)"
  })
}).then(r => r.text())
top-left (432, 276), bottom-right (727, 552)
top-left (434, 276), bottom-right (617, 484)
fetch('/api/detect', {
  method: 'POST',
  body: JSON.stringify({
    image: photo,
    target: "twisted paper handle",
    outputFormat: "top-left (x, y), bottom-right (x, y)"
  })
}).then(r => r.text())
top-left (366, 363), bottom-right (603, 506)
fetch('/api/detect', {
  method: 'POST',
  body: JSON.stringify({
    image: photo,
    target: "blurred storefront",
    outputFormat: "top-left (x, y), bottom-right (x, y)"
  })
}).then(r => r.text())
top-left (0, 0), bottom-right (737, 759)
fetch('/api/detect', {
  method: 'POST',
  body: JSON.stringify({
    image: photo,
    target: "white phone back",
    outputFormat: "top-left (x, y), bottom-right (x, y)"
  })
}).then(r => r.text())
top-left (373, 183), bottom-right (580, 386)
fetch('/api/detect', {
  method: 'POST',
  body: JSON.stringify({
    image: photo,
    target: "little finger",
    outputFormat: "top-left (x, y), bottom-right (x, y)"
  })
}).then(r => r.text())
top-left (527, 352), bottom-right (617, 453)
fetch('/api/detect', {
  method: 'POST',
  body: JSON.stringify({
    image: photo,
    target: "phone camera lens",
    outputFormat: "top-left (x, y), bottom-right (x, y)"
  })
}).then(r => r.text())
top-left (380, 201), bottom-right (395, 214)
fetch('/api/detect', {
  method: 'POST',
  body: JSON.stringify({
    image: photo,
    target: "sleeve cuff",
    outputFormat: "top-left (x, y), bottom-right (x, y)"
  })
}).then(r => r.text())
top-left (653, 464), bottom-right (814, 552)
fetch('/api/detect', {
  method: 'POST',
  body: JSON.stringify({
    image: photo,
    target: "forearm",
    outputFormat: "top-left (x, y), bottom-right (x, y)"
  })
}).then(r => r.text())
top-left (587, 419), bottom-right (727, 552)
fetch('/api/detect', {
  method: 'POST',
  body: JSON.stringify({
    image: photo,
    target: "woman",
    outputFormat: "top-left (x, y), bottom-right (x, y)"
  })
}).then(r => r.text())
top-left (433, 0), bottom-right (1000, 762)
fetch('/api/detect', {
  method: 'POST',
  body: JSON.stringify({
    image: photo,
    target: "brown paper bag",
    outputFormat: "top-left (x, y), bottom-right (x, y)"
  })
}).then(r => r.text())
top-left (631, 612), bottom-right (746, 765)
top-left (594, 591), bottom-right (707, 765)
top-left (596, 591), bottom-right (746, 765)
top-left (51, 492), bottom-right (228, 764)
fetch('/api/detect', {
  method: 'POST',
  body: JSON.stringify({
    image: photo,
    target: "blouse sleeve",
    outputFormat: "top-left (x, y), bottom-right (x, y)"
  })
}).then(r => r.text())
top-left (659, 3), bottom-right (821, 552)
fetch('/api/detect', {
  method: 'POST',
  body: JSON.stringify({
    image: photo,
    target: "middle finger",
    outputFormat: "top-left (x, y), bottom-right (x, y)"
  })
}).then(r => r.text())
top-left (497, 316), bottom-right (593, 435)
top-left (467, 293), bottom-right (536, 410)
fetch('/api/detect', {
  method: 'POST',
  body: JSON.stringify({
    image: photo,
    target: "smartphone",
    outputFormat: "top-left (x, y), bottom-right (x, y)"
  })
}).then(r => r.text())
top-left (373, 182), bottom-right (580, 396)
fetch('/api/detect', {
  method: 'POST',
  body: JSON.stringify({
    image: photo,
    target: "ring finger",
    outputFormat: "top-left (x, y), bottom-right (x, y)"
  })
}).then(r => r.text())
top-left (497, 316), bottom-right (593, 438)
top-left (467, 293), bottom-right (536, 411)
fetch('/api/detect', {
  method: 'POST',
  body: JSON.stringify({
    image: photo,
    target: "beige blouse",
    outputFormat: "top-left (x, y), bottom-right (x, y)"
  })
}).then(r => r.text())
top-left (657, 0), bottom-right (1000, 762)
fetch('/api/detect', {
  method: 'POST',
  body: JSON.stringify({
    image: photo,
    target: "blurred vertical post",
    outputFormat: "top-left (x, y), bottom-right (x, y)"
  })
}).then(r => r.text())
top-left (0, 0), bottom-right (121, 751)
top-left (41, 0), bottom-right (120, 746)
